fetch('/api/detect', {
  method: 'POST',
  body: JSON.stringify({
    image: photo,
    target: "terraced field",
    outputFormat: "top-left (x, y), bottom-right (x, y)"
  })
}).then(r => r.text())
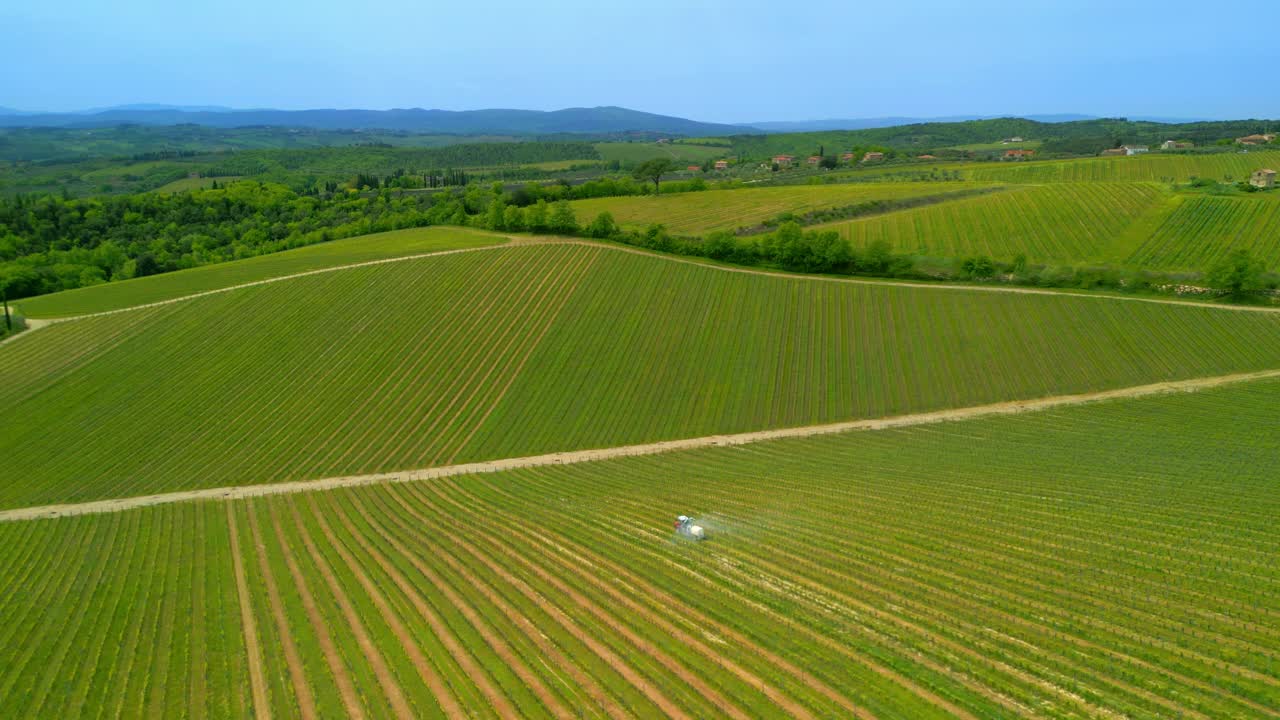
top-left (1126, 193), bottom-right (1280, 270)
top-left (16, 226), bottom-right (506, 318)
top-left (7, 242), bottom-right (1280, 509)
top-left (569, 182), bottom-right (985, 234)
top-left (2, 376), bottom-right (1278, 718)
top-left (816, 182), bottom-right (1170, 263)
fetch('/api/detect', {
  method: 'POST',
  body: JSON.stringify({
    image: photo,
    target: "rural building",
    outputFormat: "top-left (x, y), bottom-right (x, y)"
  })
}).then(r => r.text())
top-left (1161, 140), bottom-right (1193, 150)
top-left (916, 154), bottom-right (937, 160)
top-left (656, 138), bottom-right (670, 144)
top-left (772, 154), bottom-right (795, 166)
top-left (807, 155), bottom-right (821, 166)
top-left (862, 151), bottom-right (885, 163)
top-left (1237, 134), bottom-right (1275, 145)
top-left (687, 165), bottom-right (701, 171)
top-left (1003, 149), bottom-right (1035, 160)
top-left (1001, 136), bottom-right (1025, 144)
top-left (1123, 145), bottom-right (1149, 156)
top-left (714, 159), bottom-right (729, 170)
top-left (840, 152), bottom-right (855, 162)
top-left (1100, 147), bottom-right (1126, 156)
top-left (1251, 169), bottom-right (1278, 189)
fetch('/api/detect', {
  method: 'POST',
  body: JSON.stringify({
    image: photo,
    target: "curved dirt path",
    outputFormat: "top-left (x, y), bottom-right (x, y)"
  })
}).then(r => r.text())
top-left (9, 234), bottom-right (1280, 333)
top-left (4, 366), bottom-right (1279, 523)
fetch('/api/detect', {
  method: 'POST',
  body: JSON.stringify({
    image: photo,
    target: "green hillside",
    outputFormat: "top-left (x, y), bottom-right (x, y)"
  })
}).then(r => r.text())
top-left (6, 242), bottom-right (1280, 508)
top-left (964, 150), bottom-right (1280, 183)
top-left (15, 227), bottom-right (507, 318)
top-left (1125, 193), bottom-right (1280, 270)
top-left (2, 375), bottom-right (1277, 718)
top-left (569, 182), bottom-right (985, 234)
top-left (815, 182), bottom-right (1169, 264)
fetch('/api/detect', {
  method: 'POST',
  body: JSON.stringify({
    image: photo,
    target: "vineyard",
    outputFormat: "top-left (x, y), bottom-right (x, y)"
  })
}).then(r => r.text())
top-left (16, 226), bottom-right (507, 318)
top-left (1, 375), bottom-right (1278, 718)
top-left (964, 150), bottom-right (1280, 184)
top-left (1126, 193), bottom-right (1280, 270)
top-left (815, 182), bottom-right (1170, 263)
top-left (7, 243), bottom-right (1280, 509)
top-left (569, 182), bottom-right (982, 234)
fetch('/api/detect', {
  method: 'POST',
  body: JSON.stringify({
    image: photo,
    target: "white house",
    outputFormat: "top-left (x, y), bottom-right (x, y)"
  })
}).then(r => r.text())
top-left (1123, 145), bottom-right (1149, 156)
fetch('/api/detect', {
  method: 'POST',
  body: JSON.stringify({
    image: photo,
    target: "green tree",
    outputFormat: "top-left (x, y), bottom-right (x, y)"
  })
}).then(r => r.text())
top-left (1207, 248), bottom-right (1266, 299)
top-left (526, 200), bottom-right (550, 232)
top-left (632, 158), bottom-right (678, 194)
top-left (550, 200), bottom-right (579, 234)
top-left (485, 197), bottom-right (506, 230)
top-left (503, 205), bottom-right (526, 232)
top-left (587, 212), bottom-right (618, 239)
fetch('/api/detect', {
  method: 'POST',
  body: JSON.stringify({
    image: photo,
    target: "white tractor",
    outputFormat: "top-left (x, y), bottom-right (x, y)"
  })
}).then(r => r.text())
top-left (674, 515), bottom-right (706, 541)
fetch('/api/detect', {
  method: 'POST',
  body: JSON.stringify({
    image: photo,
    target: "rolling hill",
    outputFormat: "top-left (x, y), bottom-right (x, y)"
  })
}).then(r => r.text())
top-left (6, 239), bottom-right (1280, 508)
top-left (1, 370), bottom-right (1277, 718)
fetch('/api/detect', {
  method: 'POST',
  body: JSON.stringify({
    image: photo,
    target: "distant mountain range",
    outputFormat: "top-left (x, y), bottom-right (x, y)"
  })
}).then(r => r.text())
top-left (0, 104), bottom-right (1219, 136)
top-left (0, 105), bottom-right (748, 136)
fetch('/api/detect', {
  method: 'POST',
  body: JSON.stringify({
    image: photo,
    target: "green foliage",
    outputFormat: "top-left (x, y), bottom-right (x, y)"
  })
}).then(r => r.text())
top-left (632, 158), bottom-right (679, 192)
top-left (586, 211), bottom-right (618, 239)
top-left (1206, 248), bottom-right (1267, 297)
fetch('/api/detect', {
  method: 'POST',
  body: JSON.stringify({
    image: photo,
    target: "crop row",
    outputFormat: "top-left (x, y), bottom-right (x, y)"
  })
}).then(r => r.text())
top-left (815, 182), bottom-right (1169, 263)
top-left (1127, 193), bottom-right (1280, 270)
top-left (569, 182), bottom-right (979, 234)
top-left (10, 244), bottom-right (1280, 509)
top-left (3, 375), bottom-right (1278, 717)
top-left (964, 150), bottom-right (1280, 184)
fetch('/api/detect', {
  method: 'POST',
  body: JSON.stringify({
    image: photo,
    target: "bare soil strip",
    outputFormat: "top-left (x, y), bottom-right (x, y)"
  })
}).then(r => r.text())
top-left (226, 505), bottom-right (272, 720)
top-left (5, 367), bottom-right (1280, 523)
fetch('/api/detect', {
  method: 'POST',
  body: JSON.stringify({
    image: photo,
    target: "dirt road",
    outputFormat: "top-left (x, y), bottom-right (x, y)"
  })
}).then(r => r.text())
top-left (3, 366), bottom-right (1277, 523)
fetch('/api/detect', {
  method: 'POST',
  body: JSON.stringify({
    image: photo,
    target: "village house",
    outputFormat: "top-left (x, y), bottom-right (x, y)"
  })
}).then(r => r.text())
top-left (916, 154), bottom-right (937, 160)
top-left (714, 159), bottom-right (729, 170)
top-left (1003, 149), bottom-right (1034, 160)
top-left (840, 152), bottom-right (855, 162)
top-left (1251, 169), bottom-right (1278, 189)
top-left (862, 151), bottom-right (885, 163)
top-left (1237, 134), bottom-right (1276, 145)
top-left (1160, 140), bottom-right (1193, 150)
top-left (806, 155), bottom-right (822, 166)
top-left (1123, 145), bottom-right (1149, 156)
top-left (1001, 136), bottom-right (1025, 144)
top-left (686, 165), bottom-right (701, 172)
top-left (1100, 147), bottom-right (1126, 156)
top-left (772, 154), bottom-right (795, 167)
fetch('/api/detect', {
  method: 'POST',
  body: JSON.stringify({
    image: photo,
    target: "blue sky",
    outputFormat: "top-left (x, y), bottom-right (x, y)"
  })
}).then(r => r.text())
top-left (2, 0), bottom-right (1274, 122)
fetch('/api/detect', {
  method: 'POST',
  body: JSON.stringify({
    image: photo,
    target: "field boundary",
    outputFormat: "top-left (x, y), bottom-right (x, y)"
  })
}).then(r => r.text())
top-left (4, 367), bottom-right (1279, 523)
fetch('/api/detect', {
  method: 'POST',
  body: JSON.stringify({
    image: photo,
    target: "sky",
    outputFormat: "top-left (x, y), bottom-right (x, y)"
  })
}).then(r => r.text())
top-left (2, 0), bottom-right (1276, 123)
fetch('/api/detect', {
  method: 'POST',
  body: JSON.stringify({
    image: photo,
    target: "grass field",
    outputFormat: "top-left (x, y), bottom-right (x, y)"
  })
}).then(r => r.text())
top-left (570, 182), bottom-right (988, 234)
top-left (594, 141), bottom-right (725, 165)
top-left (1125, 192), bottom-right (1280, 270)
top-left (15, 226), bottom-right (507, 318)
top-left (7, 243), bottom-right (1280, 508)
top-left (815, 182), bottom-right (1171, 263)
top-left (151, 175), bottom-right (244, 193)
top-left (2, 376), bottom-right (1278, 718)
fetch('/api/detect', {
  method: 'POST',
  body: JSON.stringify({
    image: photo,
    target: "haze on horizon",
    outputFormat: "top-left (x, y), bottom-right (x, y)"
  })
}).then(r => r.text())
top-left (3, 0), bottom-right (1275, 124)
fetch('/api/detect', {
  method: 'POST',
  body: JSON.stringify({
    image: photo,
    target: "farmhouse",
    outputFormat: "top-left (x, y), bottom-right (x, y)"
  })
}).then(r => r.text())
top-left (1237, 134), bottom-right (1275, 145)
top-left (917, 154), bottom-right (937, 160)
top-left (1003, 149), bottom-right (1034, 160)
top-left (686, 165), bottom-right (701, 171)
top-left (862, 151), bottom-right (885, 163)
top-left (1161, 140), bottom-right (1193, 150)
top-left (1001, 136), bottom-right (1024, 144)
top-left (806, 155), bottom-right (821, 166)
top-left (1251, 169), bottom-right (1277, 189)
top-left (714, 159), bottom-right (729, 170)
top-left (1123, 145), bottom-right (1149, 156)
top-left (840, 152), bottom-right (855, 162)
top-left (1100, 147), bottom-right (1126, 156)
top-left (772, 154), bottom-right (795, 166)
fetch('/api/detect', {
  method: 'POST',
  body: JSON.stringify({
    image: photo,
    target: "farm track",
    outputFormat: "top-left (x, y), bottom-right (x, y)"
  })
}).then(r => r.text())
top-left (4, 235), bottom-right (1280, 344)
top-left (4, 366), bottom-right (1280, 522)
